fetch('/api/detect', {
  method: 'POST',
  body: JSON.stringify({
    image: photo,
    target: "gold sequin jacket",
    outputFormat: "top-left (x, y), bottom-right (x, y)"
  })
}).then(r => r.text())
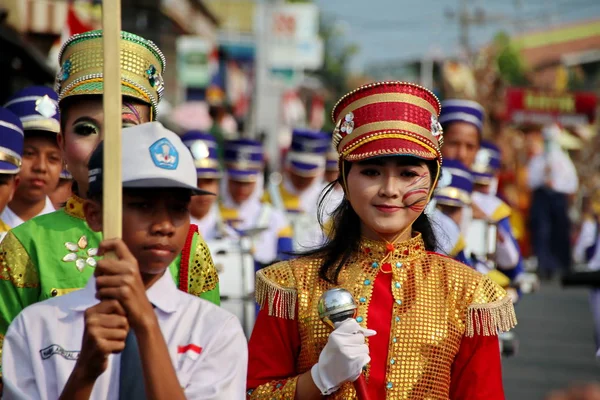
top-left (247, 234), bottom-right (516, 399)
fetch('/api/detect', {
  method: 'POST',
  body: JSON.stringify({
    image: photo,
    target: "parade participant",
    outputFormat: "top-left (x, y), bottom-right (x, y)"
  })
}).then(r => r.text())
top-left (439, 101), bottom-right (523, 277)
top-left (49, 168), bottom-right (73, 209)
top-left (3, 86), bottom-right (61, 228)
top-left (265, 128), bottom-right (330, 251)
top-left (527, 123), bottom-right (578, 279)
top-left (220, 139), bottom-right (292, 266)
top-left (2, 123), bottom-right (247, 399)
top-left (471, 140), bottom-right (524, 283)
top-left (0, 108), bottom-right (24, 240)
top-left (438, 99), bottom-right (484, 169)
top-left (431, 158), bottom-right (473, 265)
top-left (247, 82), bottom-right (516, 399)
top-left (181, 130), bottom-right (235, 241)
top-left (0, 30), bottom-right (220, 377)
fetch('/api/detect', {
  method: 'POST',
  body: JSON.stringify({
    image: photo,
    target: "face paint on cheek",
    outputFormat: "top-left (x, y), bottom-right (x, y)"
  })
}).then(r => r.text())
top-left (406, 172), bottom-right (429, 188)
top-left (122, 103), bottom-right (143, 126)
top-left (402, 173), bottom-right (431, 213)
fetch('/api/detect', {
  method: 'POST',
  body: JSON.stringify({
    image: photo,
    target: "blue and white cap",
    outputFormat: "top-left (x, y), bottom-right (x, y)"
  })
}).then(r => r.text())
top-left (471, 140), bottom-right (501, 185)
top-left (224, 139), bottom-right (263, 182)
top-left (439, 99), bottom-right (484, 134)
top-left (434, 159), bottom-right (473, 207)
top-left (181, 130), bottom-right (221, 179)
top-left (88, 122), bottom-right (213, 196)
top-left (4, 86), bottom-right (60, 134)
top-left (0, 107), bottom-right (24, 174)
top-left (287, 129), bottom-right (329, 177)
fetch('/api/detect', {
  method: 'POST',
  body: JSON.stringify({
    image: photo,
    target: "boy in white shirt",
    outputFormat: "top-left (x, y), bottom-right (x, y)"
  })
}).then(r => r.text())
top-left (2, 122), bottom-right (247, 399)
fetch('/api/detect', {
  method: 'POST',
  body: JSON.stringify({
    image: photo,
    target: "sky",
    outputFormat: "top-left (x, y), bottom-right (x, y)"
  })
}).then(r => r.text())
top-left (314, 0), bottom-right (600, 72)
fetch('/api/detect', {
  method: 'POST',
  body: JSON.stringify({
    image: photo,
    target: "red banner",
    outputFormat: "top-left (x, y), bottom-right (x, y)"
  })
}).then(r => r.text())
top-left (504, 87), bottom-right (597, 126)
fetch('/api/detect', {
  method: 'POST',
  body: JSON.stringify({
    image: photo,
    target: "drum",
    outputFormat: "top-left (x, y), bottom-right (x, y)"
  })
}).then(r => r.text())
top-left (206, 237), bottom-right (256, 337)
top-left (465, 218), bottom-right (497, 265)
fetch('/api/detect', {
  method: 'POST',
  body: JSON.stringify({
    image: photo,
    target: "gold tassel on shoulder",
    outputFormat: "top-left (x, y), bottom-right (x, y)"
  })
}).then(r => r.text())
top-left (256, 270), bottom-right (297, 320)
top-left (466, 295), bottom-right (517, 337)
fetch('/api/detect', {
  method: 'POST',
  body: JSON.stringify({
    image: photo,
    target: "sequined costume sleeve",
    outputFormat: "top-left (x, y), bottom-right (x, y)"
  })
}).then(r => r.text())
top-left (187, 230), bottom-right (220, 305)
top-left (247, 261), bottom-right (301, 398)
top-left (0, 232), bottom-right (40, 377)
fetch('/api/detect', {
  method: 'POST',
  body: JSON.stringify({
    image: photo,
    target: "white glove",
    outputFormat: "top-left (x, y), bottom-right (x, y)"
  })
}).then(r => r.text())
top-left (310, 319), bottom-right (377, 395)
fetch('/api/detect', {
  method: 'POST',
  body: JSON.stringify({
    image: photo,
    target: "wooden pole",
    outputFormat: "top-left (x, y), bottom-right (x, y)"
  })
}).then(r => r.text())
top-left (102, 0), bottom-right (122, 242)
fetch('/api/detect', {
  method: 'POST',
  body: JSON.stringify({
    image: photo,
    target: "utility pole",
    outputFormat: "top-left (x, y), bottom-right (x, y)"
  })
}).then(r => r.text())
top-left (445, 0), bottom-right (507, 59)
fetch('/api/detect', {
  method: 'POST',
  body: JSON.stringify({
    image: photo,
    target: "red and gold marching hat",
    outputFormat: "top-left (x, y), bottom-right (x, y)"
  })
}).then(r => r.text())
top-left (332, 81), bottom-right (443, 164)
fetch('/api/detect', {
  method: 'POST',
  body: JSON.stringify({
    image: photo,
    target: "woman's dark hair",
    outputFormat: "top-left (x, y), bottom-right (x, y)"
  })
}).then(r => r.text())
top-left (299, 157), bottom-right (439, 284)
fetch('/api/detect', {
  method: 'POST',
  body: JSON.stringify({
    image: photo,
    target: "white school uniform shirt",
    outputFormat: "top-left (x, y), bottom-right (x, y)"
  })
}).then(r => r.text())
top-left (1, 196), bottom-right (55, 229)
top-left (2, 269), bottom-right (248, 400)
top-left (527, 147), bottom-right (578, 194)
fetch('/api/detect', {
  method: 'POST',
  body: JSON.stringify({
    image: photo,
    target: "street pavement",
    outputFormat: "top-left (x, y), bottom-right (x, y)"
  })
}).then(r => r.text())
top-left (503, 281), bottom-right (600, 399)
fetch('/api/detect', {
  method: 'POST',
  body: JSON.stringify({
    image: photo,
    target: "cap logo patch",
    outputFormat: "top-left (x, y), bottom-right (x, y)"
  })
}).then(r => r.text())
top-left (150, 138), bottom-right (179, 170)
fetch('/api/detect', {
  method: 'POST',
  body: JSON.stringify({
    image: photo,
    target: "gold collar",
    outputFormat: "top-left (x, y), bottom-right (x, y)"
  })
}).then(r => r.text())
top-left (359, 233), bottom-right (426, 272)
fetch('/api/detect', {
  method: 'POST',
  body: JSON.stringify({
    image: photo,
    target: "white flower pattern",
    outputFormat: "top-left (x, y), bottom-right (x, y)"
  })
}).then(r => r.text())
top-left (62, 236), bottom-right (98, 272)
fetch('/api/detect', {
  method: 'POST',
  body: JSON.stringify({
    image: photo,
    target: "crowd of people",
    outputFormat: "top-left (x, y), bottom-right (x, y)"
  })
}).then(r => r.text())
top-left (0, 28), bottom-right (595, 400)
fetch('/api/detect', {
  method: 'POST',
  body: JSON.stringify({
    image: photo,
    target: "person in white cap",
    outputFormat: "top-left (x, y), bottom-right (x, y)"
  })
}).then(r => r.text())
top-left (2, 122), bottom-right (247, 400)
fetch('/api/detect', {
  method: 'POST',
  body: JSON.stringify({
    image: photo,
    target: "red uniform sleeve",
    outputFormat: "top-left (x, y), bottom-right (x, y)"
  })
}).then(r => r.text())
top-left (449, 331), bottom-right (505, 400)
top-left (247, 308), bottom-right (302, 398)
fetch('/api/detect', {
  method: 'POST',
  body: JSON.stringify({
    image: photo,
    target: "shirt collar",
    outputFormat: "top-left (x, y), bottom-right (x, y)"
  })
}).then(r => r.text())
top-left (70, 269), bottom-right (181, 313)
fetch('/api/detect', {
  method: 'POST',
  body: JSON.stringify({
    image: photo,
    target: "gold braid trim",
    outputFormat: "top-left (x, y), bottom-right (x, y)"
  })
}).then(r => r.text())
top-left (247, 376), bottom-right (298, 399)
top-left (466, 295), bottom-right (517, 337)
top-left (255, 264), bottom-right (297, 320)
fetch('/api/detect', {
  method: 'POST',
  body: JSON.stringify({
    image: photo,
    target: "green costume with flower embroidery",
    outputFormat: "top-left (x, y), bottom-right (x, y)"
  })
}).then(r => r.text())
top-left (0, 196), bottom-right (219, 375)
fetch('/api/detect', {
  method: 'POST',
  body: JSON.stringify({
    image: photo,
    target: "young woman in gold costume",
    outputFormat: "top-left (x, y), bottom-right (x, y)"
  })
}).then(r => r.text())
top-left (247, 81), bottom-right (516, 400)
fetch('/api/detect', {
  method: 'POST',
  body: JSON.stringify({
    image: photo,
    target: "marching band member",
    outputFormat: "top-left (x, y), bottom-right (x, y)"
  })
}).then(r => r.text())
top-left (220, 138), bottom-right (292, 266)
top-left (265, 128), bottom-right (330, 251)
top-left (181, 130), bottom-right (236, 241)
top-left (471, 141), bottom-right (524, 284)
top-left (247, 82), bottom-right (516, 399)
top-left (0, 108), bottom-right (24, 240)
top-left (0, 30), bottom-right (220, 377)
top-left (3, 86), bottom-right (61, 227)
top-left (432, 159), bottom-right (473, 265)
top-left (2, 123), bottom-right (247, 399)
top-left (439, 101), bottom-right (523, 288)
